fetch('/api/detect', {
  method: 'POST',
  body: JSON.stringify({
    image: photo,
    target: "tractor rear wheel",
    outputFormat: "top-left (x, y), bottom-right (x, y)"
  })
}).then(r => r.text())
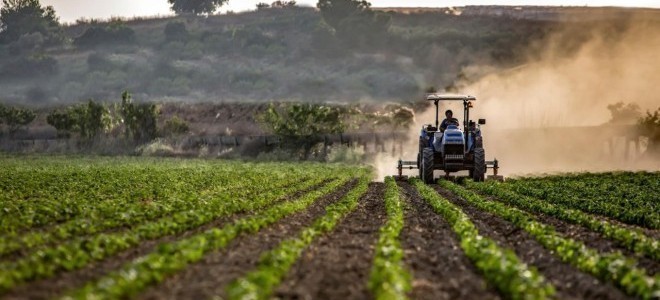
top-left (472, 148), bottom-right (486, 182)
top-left (417, 152), bottom-right (422, 178)
top-left (422, 147), bottom-right (434, 184)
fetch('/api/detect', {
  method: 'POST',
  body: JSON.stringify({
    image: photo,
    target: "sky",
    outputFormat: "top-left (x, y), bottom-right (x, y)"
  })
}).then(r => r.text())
top-left (22, 0), bottom-right (660, 23)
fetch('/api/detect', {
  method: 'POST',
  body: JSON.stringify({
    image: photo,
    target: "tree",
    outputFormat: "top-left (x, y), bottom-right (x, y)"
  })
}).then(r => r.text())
top-left (0, 0), bottom-right (60, 45)
top-left (638, 108), bottom-right (660, 155)
top-left (167, 0), bottom-right (229, 15)
top-left (259, 102), bottom-right (346, 158)
top-left (120, 91), bottom-right (159, 143)
top-left (271, 1), bottom-right (296, 8)
top-left (46, 109), bottom-right (76, 138)
top-left (317, 0), bottom-right (370, 29)
top-left (608, 102), bottom-right (641, 124)
top-left (316, 0), bottom-right (390, 47)
top-left (0, 105), bottom-right (36, 136)
top-left (46, 100), bottom-right (110, 139)
top-left (256, 2), bottom-right (270, 9)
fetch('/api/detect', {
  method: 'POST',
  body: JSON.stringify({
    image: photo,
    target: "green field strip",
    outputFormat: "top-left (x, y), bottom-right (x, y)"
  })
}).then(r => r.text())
top-left (466, 181), bottom-right (660, 261)
top-left (0, 176), bottom-right (324, 259)
top-left (0, 159), bottom-right (340, 234)
top-left (368, 177), bottom-right (411, 300)
top-left (226, 177), bottom-right (371, 300)
top-left (440, 181), bottom-right (660, 299)
top-left (504, 174), bottom-right (659, 229)
top-left (63, 176), bottom-right (360, 300)
top-left (0, 175), bottom-right (338, 294)
top-left (412, 179), bottom-right (555, 300)
top-left (0, 164), bottom-right (242, 233)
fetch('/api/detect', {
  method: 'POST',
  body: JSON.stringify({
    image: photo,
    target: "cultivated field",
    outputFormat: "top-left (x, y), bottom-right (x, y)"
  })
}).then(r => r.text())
top-left (0, 157), bottom-right (658, 299)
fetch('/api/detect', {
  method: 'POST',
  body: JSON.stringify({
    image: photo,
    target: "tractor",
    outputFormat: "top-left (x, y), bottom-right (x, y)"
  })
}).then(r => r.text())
top-left (397, 94), bottom-right (503, 183)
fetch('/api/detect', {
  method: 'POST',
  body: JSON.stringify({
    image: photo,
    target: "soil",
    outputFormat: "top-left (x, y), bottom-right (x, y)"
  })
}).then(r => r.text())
top-left (2, 180), bottom-right (335, 300)
top-left (433, 186), bottom-right (632, 300)
top-left (397, 181), bottom-right (500, 300)
top-left (274, 182), bottom-right (387, 300)
top-left (137, 180), bottom-right (358, 300)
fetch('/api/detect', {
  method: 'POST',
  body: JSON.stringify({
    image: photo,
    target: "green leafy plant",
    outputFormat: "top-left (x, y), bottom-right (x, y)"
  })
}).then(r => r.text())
top-left (368, 177), bottom-right (411, 300)
top-left (227, 176), bottom-right (371, 299)
top-left (413, 179), bottom-right (555, 300)
top-left (441, 180), bottom-right (659, 299)
top-left (466, 180), bottom-right (659, 261)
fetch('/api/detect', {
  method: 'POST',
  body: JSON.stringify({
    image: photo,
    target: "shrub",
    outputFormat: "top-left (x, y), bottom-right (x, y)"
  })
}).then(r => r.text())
top-left (164, 21), bottom-right (188, 42)
top-left (163, 116), bottom-right (190, 136)
top-left (74, 23), bottom-right (135, 48)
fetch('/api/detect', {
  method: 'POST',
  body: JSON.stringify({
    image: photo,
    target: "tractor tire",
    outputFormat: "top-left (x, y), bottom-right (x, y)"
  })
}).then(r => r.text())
top-left (417, 152), bottom-right (422, 178)
top-left (421, 147), bottom-right (435, 184)
top-left (472, 148), bottom-right (486, 182)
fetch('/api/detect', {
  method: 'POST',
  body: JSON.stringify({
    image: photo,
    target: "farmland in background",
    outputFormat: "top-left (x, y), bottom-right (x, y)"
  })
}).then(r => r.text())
top-left (0, 155), bottom-right (657, 299)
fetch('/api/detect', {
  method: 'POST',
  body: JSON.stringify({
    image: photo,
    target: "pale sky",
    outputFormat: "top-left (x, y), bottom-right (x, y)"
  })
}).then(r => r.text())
top-left (14, 0), bottom-right (660, 23)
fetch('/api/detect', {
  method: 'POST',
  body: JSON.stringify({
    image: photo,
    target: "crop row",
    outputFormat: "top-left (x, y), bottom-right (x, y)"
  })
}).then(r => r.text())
top-left (66, 175), bottom-right (367, 299)
top-left (442, 181), bottom-right (660, 299)
top-left (412, 179), bottom-right (555, 299)
top-left (0, 161), bottom-right (236, 233)
top-left (504, 172), bottom-right (660, 229)
top-left (0, 159), bottom-right (331, 234)
top-left (226, 177), bottom-right (370, 299)
top-left (0, 173), bottom-right (342, 293)
top-left (368, 177), bottom-right (411, 300)
top-left (466, 180), bottom-right (660, 261)
top-left (0, 175), bottom-right (321, 258)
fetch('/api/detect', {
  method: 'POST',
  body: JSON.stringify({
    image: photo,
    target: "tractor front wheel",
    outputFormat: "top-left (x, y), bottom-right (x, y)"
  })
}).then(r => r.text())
top-left (422, 147), bottom-right (434, 184)
top-left (472, 148), bottom-right (486, 182)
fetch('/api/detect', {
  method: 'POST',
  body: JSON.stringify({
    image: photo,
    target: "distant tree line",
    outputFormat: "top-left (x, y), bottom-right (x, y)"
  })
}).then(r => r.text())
top-left (0, 103), bottom-right (36, 137)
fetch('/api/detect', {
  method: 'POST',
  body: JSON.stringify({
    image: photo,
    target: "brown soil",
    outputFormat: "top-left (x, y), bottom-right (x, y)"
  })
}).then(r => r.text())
top-left (1, 181), bottom-right (333, 300)
top-left (433, 186), bottom-right (631, 300)
top-left (138, 180), bottom-right (357, 300)
top-left (397, 181), bottom-right (500, 300)
top-left (274, 182), bottom-right (387, 300)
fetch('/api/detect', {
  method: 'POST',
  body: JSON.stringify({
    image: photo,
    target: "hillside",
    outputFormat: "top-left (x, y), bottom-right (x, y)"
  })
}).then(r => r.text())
top-left (0, 6), bottom-right (570, 105)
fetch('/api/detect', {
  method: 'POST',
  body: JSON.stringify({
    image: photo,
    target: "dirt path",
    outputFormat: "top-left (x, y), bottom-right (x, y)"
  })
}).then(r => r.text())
top-left (2, 181), bottom-right (332, 300)
top-left (138, 180), bottom-right (358, 300)
top-left (434, 186), bottom-right (631, 300)
top-left (397, 182), bottom-right (500, 300)
top-left (274, 182), bottom-right (386, 300)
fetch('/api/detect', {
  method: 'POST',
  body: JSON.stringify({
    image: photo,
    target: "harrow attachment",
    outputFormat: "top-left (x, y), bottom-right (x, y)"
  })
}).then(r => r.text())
top-left (394, 159), bottom-right (504, 182)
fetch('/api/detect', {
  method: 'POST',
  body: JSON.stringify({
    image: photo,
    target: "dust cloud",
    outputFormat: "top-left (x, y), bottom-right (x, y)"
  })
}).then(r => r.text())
top-left (375, 15), bottom-right (660, 179)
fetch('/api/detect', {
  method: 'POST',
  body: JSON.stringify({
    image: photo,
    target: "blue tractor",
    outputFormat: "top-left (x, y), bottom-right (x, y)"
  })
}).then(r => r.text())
top-left (397, 94), bottom-right (502, 183)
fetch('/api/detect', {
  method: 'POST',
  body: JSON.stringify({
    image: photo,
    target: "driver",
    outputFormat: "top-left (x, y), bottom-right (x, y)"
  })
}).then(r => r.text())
top-left (440, 110), bottom-right (459, 132)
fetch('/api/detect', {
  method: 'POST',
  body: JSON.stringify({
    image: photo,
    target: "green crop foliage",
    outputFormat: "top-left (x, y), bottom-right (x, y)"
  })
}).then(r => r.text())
top-left (65, 174), bottom-right (365, 299)
top-left (441, 181), bottom-right (660, 299)
top-left (226, 176), bottom-right (371, 300)
top-left (368, 177), bottom-right (411, 300)
top-left (504, 172), bottom-right (660, 229)
top-left (466, 180), bottom-right (660, 261)
top-left (0, 176), bottom-right (321, 258)
top-left (0, 156), bottom-right (370, 294)
top-left (412, 179), bottom-right (555, 300)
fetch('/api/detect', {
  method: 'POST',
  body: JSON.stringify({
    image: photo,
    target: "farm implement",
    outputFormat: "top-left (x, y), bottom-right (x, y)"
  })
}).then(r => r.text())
top-left (396, 94), bottom-right (504, 182)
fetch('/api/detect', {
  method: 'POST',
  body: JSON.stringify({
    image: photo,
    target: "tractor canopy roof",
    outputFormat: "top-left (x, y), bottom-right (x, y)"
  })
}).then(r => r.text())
top-left (426, 94), bottom-right (476, 101)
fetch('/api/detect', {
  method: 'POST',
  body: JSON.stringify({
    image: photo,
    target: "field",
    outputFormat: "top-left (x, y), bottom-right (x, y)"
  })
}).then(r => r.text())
top-left (0, 156), bottom-right (658, 299)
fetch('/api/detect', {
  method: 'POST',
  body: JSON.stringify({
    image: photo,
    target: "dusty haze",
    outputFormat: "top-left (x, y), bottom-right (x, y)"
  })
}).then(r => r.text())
top-left (376, 15), bottom-right (660, 179)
